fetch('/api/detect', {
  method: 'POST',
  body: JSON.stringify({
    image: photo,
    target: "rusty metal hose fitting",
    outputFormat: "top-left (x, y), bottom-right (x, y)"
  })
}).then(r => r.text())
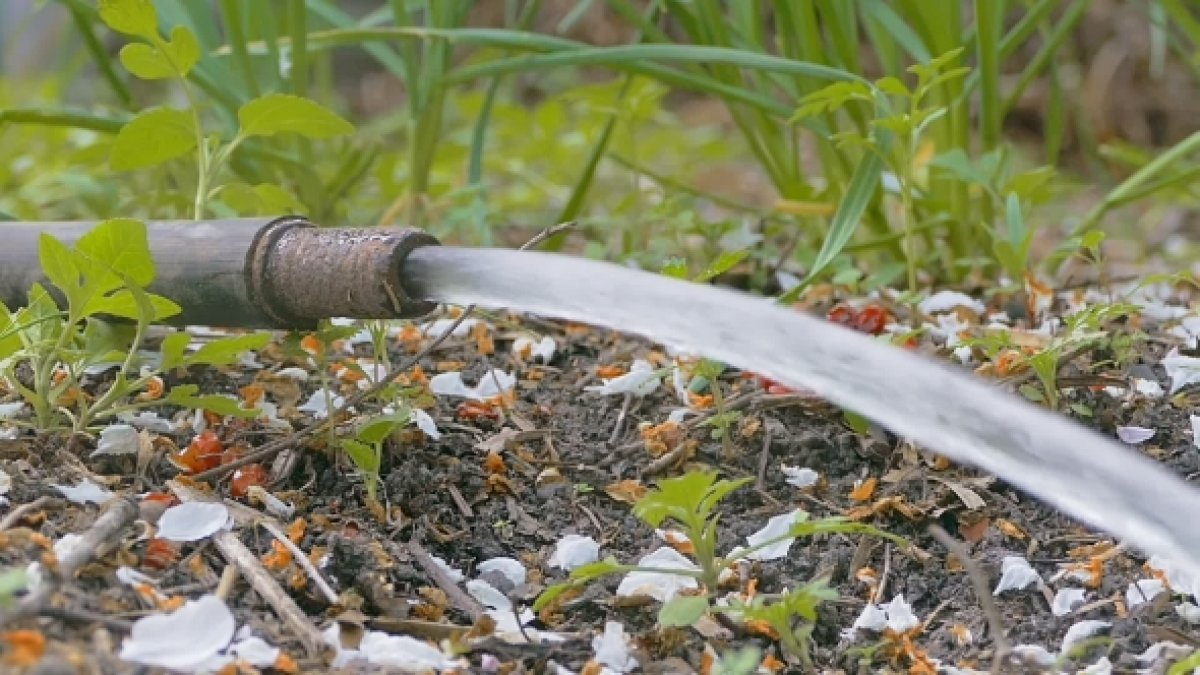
top-left (247, 216), bottom-right (440, 326)
top-left (0, 216), bottom-right (441, 329)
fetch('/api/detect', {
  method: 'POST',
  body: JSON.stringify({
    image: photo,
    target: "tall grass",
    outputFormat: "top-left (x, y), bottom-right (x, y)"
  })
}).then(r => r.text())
top-left (17, 0), bottom-right (1200, 288)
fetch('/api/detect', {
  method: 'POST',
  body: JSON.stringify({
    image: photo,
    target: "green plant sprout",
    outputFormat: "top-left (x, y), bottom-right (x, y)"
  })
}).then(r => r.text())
top-left (97, 0), bottom-right (355, 219)
top-left (0, 218), bottom-right (269, 433)
top-left (340, 407), bottom-right (411, 504)
top-left (790, 48), bottom-right (970, 293)
top-left (690, 358), bottom-right (740, 459)
top-left (0, 568), bottom-right (27, 609)
top-left (534, 470), bottom-right (902, 664)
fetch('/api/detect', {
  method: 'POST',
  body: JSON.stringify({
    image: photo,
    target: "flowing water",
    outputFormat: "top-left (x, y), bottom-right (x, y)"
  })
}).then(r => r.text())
top-left (404, 246), bottom-right (1200, 574)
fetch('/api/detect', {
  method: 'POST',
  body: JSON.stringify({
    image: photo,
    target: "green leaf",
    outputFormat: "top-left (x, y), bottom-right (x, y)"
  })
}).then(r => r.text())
top-left (0, 568), bottom-right (28, 608)
top-left (357, 410), bottom-right (411, 445)
top-left (119, 25), bottom-right (201, 79)
top-left (98, 0), bottom-right (159, 39)
top-left (185, 333), bottom-right (273, 367)
top-left (694, 250), bottom-right (749, 283)
top-left (158, 332), bottom-right (192, 370)
top-left (37, 234), bottom-right (80, 299)
top-left (111, 107), bottom-right (197, 171)
top-left (86, 290), bottom-right (180, 322)
top-left (165, 385), bottom-right (260, 418)
top-left (779, 139), bottom-right (886, 303)
top-left (341, 439), bottom-right (380, 474)
top-left (74, 218), bottom-right (156, 289)
top-left (216, 182), bottom-right (307, 216)
top-left (660, 258), bottom-right (689, 280)
top-left (238, 94), bottom-right (355, 139)
top-left (659, 594), bottom-right (709, 627)
top-left (0, 303), bottom-right (23, 360)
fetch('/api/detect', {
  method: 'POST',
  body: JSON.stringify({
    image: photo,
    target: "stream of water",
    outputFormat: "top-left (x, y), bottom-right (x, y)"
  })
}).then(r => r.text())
top-left (404, 245), bottom-right (1200, 575)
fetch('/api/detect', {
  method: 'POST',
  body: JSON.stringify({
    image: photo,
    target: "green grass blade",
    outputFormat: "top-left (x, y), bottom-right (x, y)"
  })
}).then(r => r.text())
top-left (0, 108), bottom-right (128, 132)
top-left (219, 0), bottom-right (261, 97)
top-left (779, 145), bottom-right (886, 303)
top-left (289, 0), bottom-right (309, 97)
top-left (1001, 0), bottom-right (1089, 114)
top-left (306, 0), bottom-right (409, 80)
top-left (974, 0), bottom-right (1003, 152)
top-left (59, 0), bottom-right (133, 108)
top-left (859, 0), bottom-right (931, 65)
top-left (444, 43), bottom-right (864, 86)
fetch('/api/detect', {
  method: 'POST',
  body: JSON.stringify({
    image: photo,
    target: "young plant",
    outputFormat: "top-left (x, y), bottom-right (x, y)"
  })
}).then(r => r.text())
top-left (340, 407), bottom-right (411, 504)
top-left (790, 48), bottom-right (971, 292)
top-left (97, 0), bottom-right (355, 219)
top-left (535, 470), bottom-right (901, 660)
top-left (691, 358), bottom-right (740, 459)
top-left (0, 218), bottom-right (269, 433)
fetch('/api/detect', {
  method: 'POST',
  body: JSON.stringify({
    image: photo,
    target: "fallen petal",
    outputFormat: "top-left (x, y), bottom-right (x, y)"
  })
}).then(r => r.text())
top-left (118, 595), bottom-right (235, 670)
top-left (156, 502), bottom-right (232, 542)
top-left (548, 535), bottom-right (600, 571)
top-left (52, 479), bottom-right (113, 505)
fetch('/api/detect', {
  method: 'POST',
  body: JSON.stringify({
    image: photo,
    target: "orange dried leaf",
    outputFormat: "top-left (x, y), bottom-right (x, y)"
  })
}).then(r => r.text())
top-left (136, 376), bottom-right (165, 402)
top-left (300, 334), bottom-right (323, 356)
top-left (759, 652), bottom-right (786, 672)
top-left (262, 540), bottom-right (293, 571)
top-left (1, 630), bottom-right (45, 666)
top-left (484, 451), bottom-right (507, 476)
top-left (273, 653), bottom-right (300, 674)
top-left (958, 517), bottom-right (990, 544)
top-left (604, 479), bottom-right (648, 505)
top-left (995, 518), bottom-right (1027, 540)
top-left (285, 518), bottom-right (307, 544)
top-left (849, 477), bottom-right (877, 502)
top-left (595, 365), bottom-right (626, 379)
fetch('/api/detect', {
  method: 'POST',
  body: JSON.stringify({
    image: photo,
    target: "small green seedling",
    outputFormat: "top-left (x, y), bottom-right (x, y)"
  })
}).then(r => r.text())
top-left (692, 359), bottom-right (741, 458)
top-left (0, 218), bottom-right (269, 432)
top-left (340, 408), bottom-right (411, 504)
top-left (0, 568), bottom-right (27, 609)
top-left (97, 0), bottom-right (354, 219)
top-left (535, 470), bottom-right (902, 663)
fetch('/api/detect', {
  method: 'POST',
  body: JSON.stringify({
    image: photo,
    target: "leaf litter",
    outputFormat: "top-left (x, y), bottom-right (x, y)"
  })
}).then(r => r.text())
top-left (1, 280), bottom-right (1200, 672)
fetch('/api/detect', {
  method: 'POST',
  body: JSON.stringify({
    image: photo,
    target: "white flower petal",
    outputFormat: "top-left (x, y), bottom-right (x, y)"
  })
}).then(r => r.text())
top-left (229, 636), bottom-right (279, 667)
top-left (92, 424), bottom-right (141, 457)
top-left (0, 402), bottom-right (26, 419)
top-left (117, 411), bottom-right (175, 433)
top-left (53, 479), bottom-right (114, 505)
top-left (1175, 602), bottom-right (1200, 623)
top-left (1051, 588), bottom-right (1087, 616)
top-left (849, 603), bottom-right (887, 633)
top-left (592, 621), bottom-right (638, 673)
top-left (1009, 644), bottom-right (1054, 666)
top-left (156, 502), bottom-right (232, 542)
top-left (1162, 348), bottom-right (1200, 394)
top-left (744, 509), bottom-right (803, 561)
top-left (615, 547), bottom-right (699, 602)
top-left (478, 557), bottom-right (526, 587)
top-left (1125, 578), bottom-right (1166, 609)
top-left (994, 556), bottom-right (1042, 594)
top-left (467, 579), bottom-right (511, 611)
top-left (297, 389), bottom-right (345, 419)
top-left (585, 359), bottom-right (661, 397)
top-left (919, 290), bottom-right (985, 316)
top-left (274, 367), bottom-right (309, 381)
top-left (358, 630), bottom-right (461, 669)
top-left (0, 469), bottom-right (12, 497)
top-left (1133, 378), bottom-right (1165, 398)
top-left (781, 465), bottom-right (819, 488)
top-left (1192, 416), bottom-right (1200, 450)
top-left (549, 535), bottom-right (600, 571)
top-left (429, 369), bottom-right (515, 402)
top-left (410, 408), bottom-right (440, 440)
top-left (431, 556), bottom-right (464, 583)
top-left (1115, 426), bottom-right (1155, 444)
top-left (883, 594), bottom-right (920, 633)
top-left (118, 595), bottom-right (235, 670)
top-left (420, 317), bottom-right (479, 339)
top-left (1060, 619), bottom-right (1109, 655)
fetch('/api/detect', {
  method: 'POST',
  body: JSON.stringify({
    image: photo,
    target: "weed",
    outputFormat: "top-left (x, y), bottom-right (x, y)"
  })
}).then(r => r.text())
top-left (535, 469), bottom-right (902, 664)
top-left (0, 218), bottom-right (268, 433)
top-left (340, 407), bottom-right (410, 504)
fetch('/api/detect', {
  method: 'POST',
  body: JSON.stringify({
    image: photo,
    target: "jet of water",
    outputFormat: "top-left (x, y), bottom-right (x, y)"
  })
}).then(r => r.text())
top-left (404, 246), bottom-right (1200, 575)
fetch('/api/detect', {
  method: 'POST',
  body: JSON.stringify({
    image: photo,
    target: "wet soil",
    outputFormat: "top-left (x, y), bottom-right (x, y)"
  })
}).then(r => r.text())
top-left (1, 292), bottom-right (1199, 674)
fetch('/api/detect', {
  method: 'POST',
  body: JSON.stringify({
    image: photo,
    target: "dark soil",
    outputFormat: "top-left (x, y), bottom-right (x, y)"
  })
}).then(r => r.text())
top-left (2, 290), bottom-right (1199, 674)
